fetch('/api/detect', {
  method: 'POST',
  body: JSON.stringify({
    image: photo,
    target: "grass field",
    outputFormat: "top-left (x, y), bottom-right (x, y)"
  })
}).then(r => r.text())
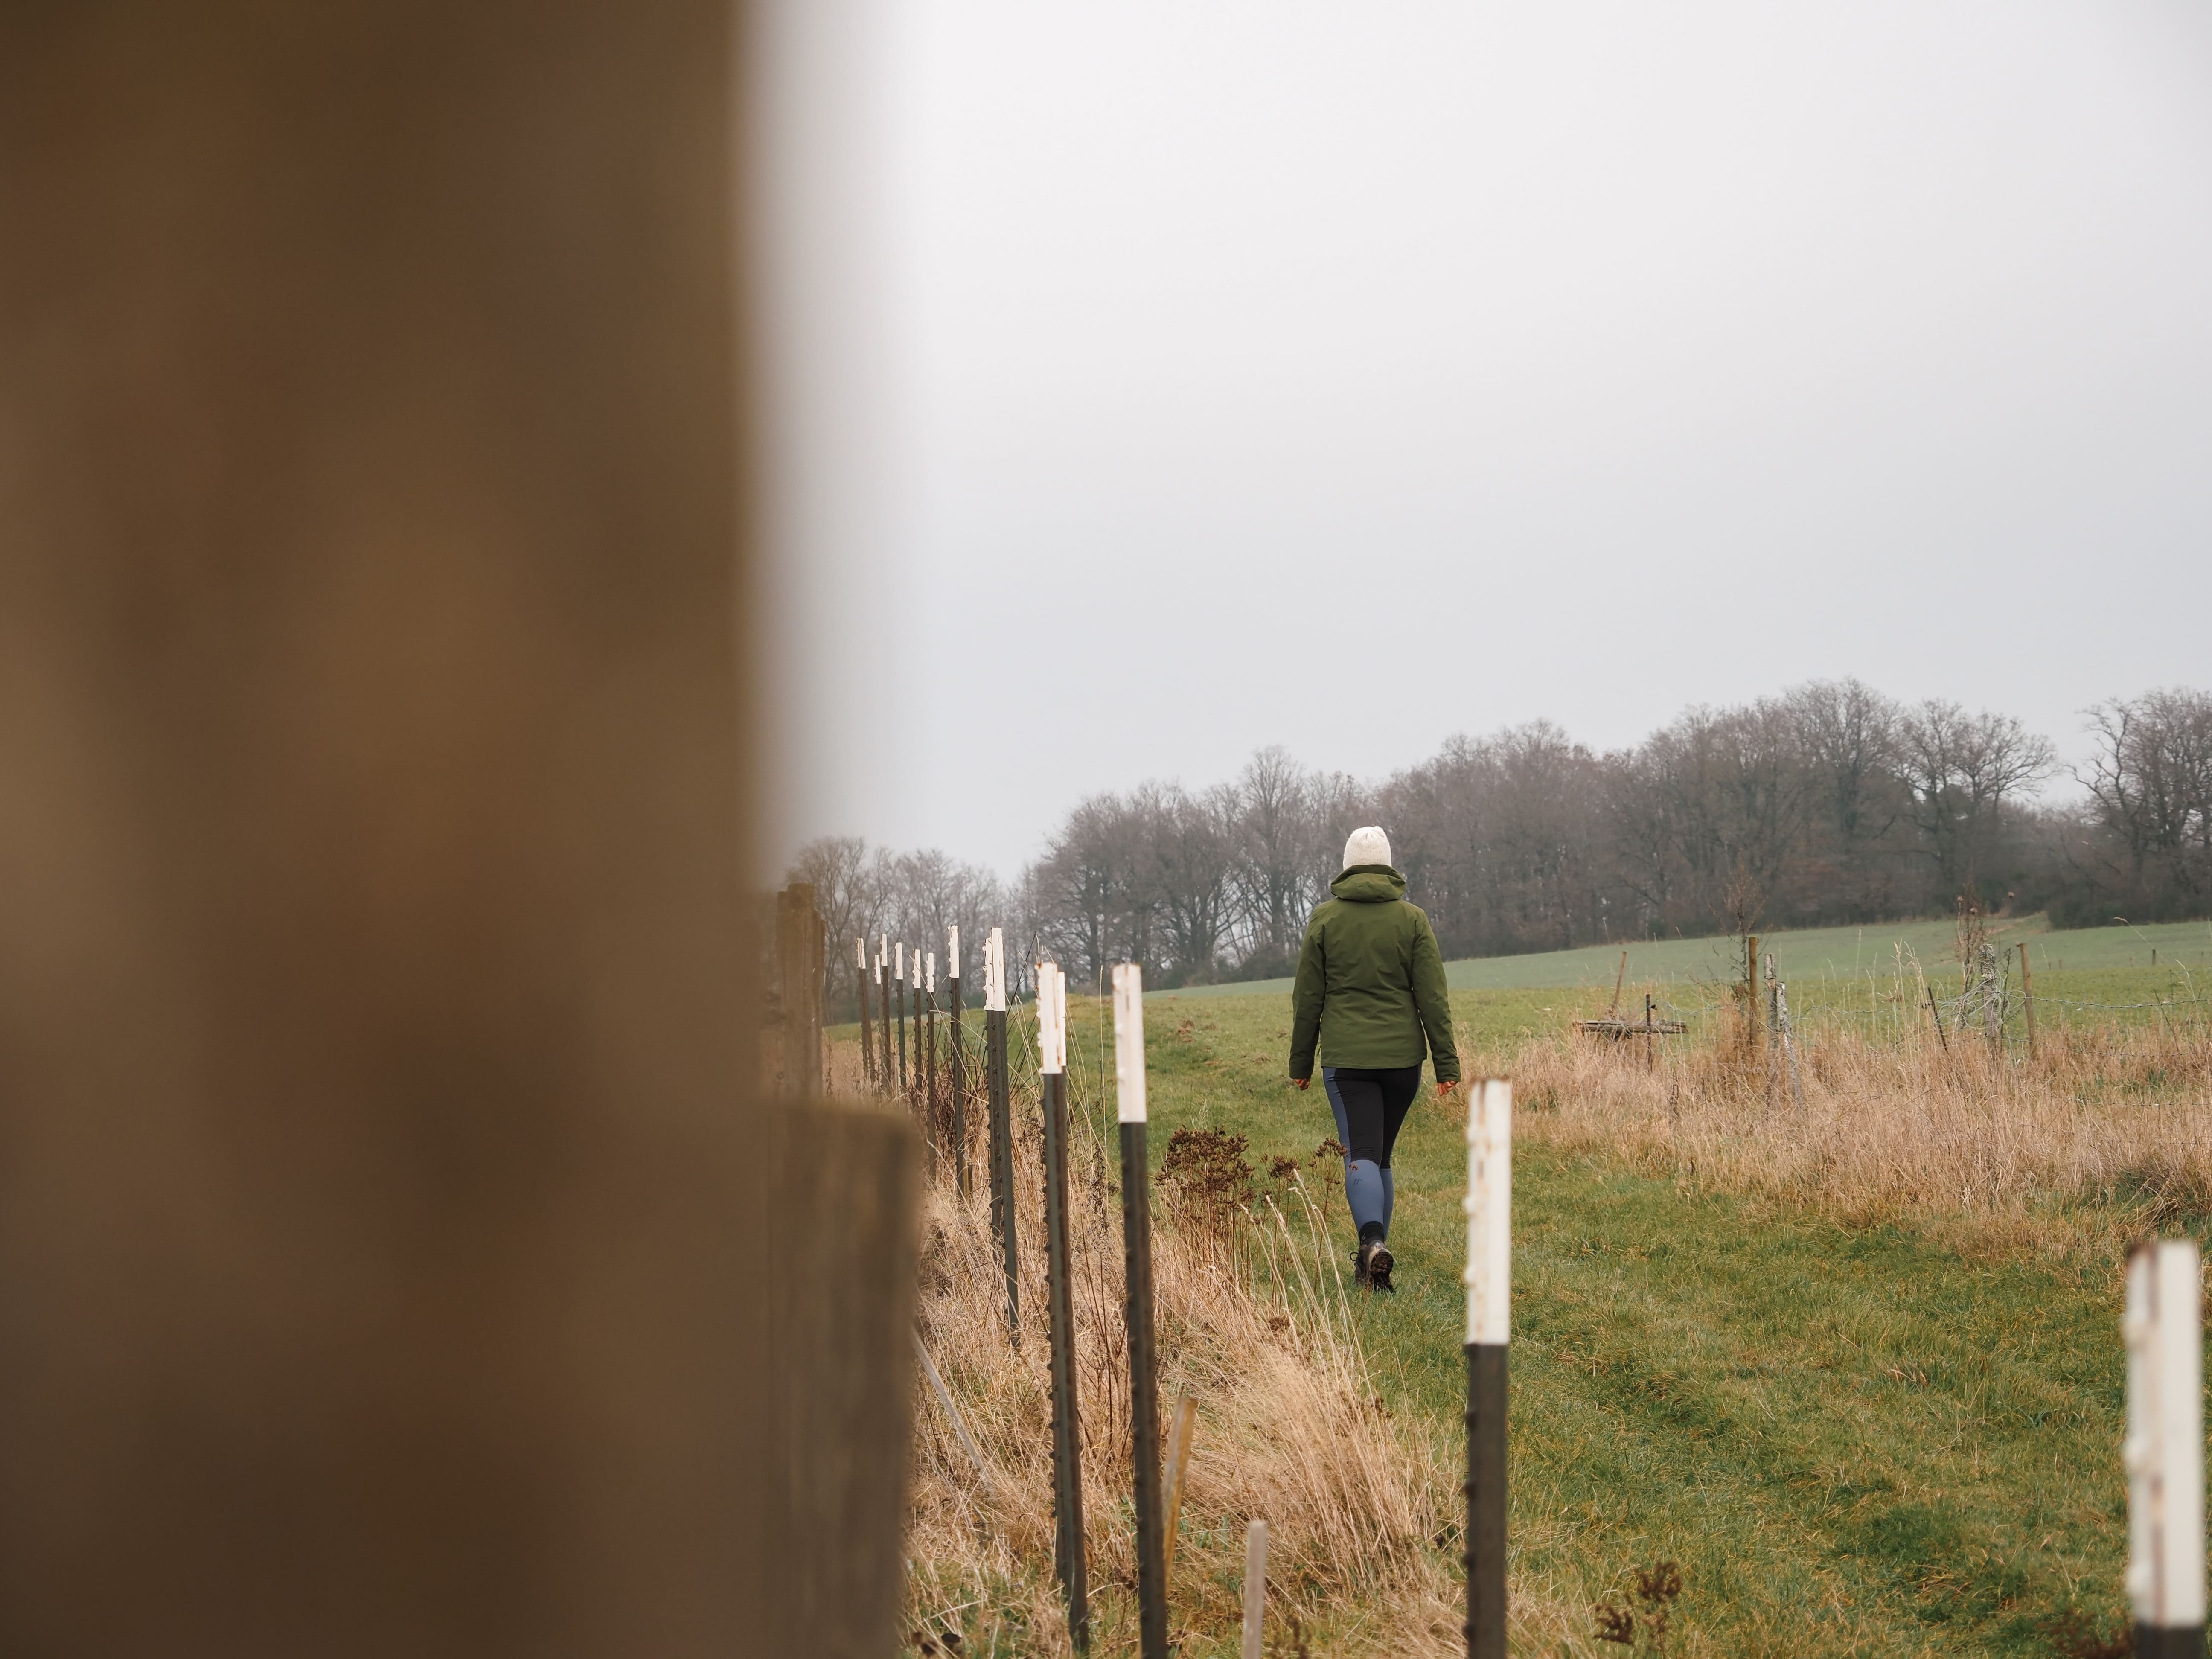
top-left (1131, 991), bottom-right (2148, 1655)
top-left (1164, 914), bottom-right (2212, 1001)
top-left (865, 944), bottom-right (2211, 1656)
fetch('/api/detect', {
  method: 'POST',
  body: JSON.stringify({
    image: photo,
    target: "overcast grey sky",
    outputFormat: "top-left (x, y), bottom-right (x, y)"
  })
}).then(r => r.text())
top-left (756, 0), bottom-right (2212, 879)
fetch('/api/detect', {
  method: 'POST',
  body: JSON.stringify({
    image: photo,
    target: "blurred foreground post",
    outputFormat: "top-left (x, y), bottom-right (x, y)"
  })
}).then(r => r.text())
top-left (1241, 1520), bottom-right (1269, 1659)
top-left (1038, 963), bottom-right (1089, 1648)
top-left (0, 4), bottom-right (917, 1653)
top-left (777, 884), bottom-right (825, 1099)
top-left (1464, 1080), bottom-right (1512, 1659)
top-left (1114, 963), bottom-right (1169, 1659)
top-left (2125, 1240), bottom-right (2205, 1659)
top-left (2020, 941), bottom-right (2039, 1061)
top-left (986, 929), bottom-right (1020, 1341)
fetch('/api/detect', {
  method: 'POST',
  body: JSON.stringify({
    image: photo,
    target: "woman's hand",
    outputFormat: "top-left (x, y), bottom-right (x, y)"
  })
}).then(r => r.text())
top-left (1435, 1078), bottom-right (1458, 1098)
top-left (1290, 1077), bottom-right (1309, 1090)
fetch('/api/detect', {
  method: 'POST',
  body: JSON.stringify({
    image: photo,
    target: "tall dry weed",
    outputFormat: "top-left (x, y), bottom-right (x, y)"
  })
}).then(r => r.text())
top-left (1499, 1019), bottom-right (2212, 1256)
top-left (896, 1065), bottom-right (1572, 1655)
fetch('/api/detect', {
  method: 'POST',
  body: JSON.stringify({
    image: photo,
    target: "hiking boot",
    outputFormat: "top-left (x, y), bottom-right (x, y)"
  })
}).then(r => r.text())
top-left (1357, 1236), bottom-right (1395, 1294)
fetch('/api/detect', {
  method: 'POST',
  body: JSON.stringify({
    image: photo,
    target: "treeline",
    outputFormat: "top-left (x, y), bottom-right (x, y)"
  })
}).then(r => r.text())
top-left (791, 681), bottom-right (2212, 995)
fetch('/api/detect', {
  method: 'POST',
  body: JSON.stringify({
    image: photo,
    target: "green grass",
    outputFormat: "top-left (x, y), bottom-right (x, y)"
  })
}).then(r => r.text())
top-left (1164, 914), bottom-right (2212, 1002)
top-left (1110, 989), bottom-right (2149, 1656)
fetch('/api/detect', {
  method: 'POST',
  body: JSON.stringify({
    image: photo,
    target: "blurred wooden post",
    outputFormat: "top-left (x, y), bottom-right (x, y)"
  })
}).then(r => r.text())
top-left (1038, 963), bottom-right (1089, 1648)
top-left (2125, 1240), bottom-right (2204, 1659)
top-left (772, 1104), bottom-right (920, 1655)
top-left (1464, 1080), bottom-right (1512, 1659)
top-left (0, 6), bottom-right (917, 1651)
top-left (1161, 1391), bottom-right (1198, 1577)
top-left (1113, 963), bottom-right (1168, 1659)
top-left (777, 885), bottom-right (825, 1100)
top-left (1240, 1520), bottom-right (1269, 1659)
top-left (2019, 941), bottom-right (2038, 1061)
top-left (1926, 984), bottom-right (1950, 1055)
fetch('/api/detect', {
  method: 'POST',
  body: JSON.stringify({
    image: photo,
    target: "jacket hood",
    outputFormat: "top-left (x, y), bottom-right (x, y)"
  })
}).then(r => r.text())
top-left (1330, 864), bottom-right (1406, 902)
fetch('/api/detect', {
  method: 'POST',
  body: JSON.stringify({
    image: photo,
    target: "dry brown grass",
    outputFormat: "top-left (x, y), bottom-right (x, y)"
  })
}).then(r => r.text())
top-left (894, 1070), bottom-right (1580, 1656)
top-left (1492, 1019), bottom-right (2212, 1258)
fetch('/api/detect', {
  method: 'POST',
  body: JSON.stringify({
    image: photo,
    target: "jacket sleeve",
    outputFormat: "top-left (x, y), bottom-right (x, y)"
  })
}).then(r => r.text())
top-left (1288, 911), bottom-right (1326, 1080)
top-left (1410, 909), bottom-right (1459, 1083)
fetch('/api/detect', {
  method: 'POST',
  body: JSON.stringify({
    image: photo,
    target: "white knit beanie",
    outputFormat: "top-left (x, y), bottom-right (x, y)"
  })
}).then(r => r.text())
top-left (1342, 826), bottom-right (1392, 870)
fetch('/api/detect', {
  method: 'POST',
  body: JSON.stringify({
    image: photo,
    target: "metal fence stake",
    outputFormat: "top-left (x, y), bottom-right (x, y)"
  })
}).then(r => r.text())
top-left (1464, 1078), bottom-right (1511, 1659)
top-left (856, 937), bottom-right (875, 1090)
top-left (1114, 962), bottom-right (1168, 1659)
top-left (2126, 1238), bottom-right (2204, 1659)
top-left (986, 928), bottom-right (1018, 1342)
top-left (949, 925), bottom-right (968, 1197)
top-left (877, 934), bottom-right (894, 1092)
top-left (924, 951), bottom-right (939, 1155)
top-left (1038, 963), bottom-right (1088, 1649)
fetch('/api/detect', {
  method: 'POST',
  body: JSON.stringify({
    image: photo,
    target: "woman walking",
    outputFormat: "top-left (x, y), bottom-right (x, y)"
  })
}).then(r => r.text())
top-left (1288, 826), bottom-right (1459, 1292)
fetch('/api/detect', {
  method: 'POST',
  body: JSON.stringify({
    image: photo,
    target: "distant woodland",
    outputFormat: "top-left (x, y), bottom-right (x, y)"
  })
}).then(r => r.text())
top-left (792, 682), bottom-right (2212, 992)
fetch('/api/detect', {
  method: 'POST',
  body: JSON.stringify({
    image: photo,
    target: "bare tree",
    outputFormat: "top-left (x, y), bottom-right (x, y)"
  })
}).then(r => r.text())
top-left (1899, 700), bottom-right (2056, 899)
top-left (1230, 746), bottom-right (1320, 961)
top-left (2078, 688), bottom-right (2212, 914)
top-left (1146, 783), bottom-right (1238, 983)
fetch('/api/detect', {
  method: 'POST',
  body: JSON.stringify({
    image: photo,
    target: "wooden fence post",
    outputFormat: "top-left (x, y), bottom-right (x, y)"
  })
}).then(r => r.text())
top-left (2125, 1240), bottom-right (2204, 1659)
top-left (1162, 1392), bottom-right (1198, 1577)
top-left (2020, 940), bottom-right (2039, 1061)
top-left (1743, 934), bottom-right (1761, 1055)
top-left (0, 6), bottom-right (925, 1646)
top-left (1038, 963), bottom-right (1089, 1648)
top-left (1241, 1519), bottom-right (1269, 1659)
top-left (986, 928), bottom-right (1019, 1342)
top-left (776, 884), bottom-right (824, 1100)
top-left (1114, 962), bottom-right (1168, 1659)
top-left (1464, 1078), bottom-right (1512, 1659)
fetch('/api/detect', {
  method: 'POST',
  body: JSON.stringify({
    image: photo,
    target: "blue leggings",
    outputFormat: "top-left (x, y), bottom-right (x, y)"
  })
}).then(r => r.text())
top-left (1322, 1064), bottom-right (1422, 1240)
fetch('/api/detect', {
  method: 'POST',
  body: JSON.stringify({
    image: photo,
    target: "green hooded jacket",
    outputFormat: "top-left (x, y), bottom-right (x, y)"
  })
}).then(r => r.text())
top-left (1288, 865), bottom-right (1460, 1082)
